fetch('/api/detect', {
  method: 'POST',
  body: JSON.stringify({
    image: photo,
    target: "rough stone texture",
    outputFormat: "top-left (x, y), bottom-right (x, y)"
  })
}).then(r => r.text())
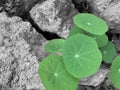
top-left (0, 12), bottom-right (47, 90)
top-left (86, 0), bottom-right (120, 33)
top-left (0, 0), bottom-right (42, 17)
top-left (30, 0), bottom-right (78, 38)
top-left (80, 65), bottom-right (109, 87)
top-left (78, 78), bottom-right (117, 90)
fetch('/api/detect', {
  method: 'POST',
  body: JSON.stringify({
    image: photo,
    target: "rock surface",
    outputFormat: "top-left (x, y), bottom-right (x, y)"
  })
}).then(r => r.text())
top-left (30, 0), bottom-right (78, 38)
top-left (0, 12), bottom-right (47, 90)
top-left (0, 0), bottom-right (41, 17)
top-left (86, 0), bottom-right (120, 33)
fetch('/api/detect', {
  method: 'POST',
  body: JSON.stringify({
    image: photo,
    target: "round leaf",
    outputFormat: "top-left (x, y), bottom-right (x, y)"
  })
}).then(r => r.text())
top-left (100, 41), bottom-right (116, 64)
top-left (110, 56), bottom-right (120, 89)
top-left (73, 13), bottom-right (108, 35)
top-left (38, 55), bottom-right (79, 90)
top-left (45, 39), bottom-right (65, 53)
top-left (63, 34), bottom-right (102, 78)
top-left (87, 34), bottom-right (108, 47)
top-left (68, 26), bottom-right (84, 38)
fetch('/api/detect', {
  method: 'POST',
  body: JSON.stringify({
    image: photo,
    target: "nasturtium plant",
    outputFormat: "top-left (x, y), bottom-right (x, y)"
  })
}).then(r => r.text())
top-left (38, 13), bottom-right (118, 90)
top-left (62, 34), bottom-right (102, 78)
top-left (73, 13), bottom-right (108, 35)
top-left (110, 56), bottom-right (120, 89)
top-left (45, 39), bottom-right (65, 53)
top-left (87, 34), bottom-right (108, 47)
top-left (100, 41), bottom-right (116, 64)
top-left (38, 55), bottom-right (79, 90)
top-left (68, 26), bottom-right (108, 47)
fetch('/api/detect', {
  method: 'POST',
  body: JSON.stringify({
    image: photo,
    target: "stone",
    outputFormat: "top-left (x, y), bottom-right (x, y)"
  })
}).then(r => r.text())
top-left (0, 12), bottom-right (47, 90)
top-left (80, 65), bottom-right (109, 87)
top-left (0, 0), bottom-right (41, 16)
top-left (86, 0), bottom-right (120, 33)
top-left (30, 0), bottom-right (78, 38)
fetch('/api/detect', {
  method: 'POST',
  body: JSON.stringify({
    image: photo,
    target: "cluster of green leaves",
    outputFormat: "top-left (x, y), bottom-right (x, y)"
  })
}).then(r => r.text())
top-left (38, 13), bottom-right (119, 90)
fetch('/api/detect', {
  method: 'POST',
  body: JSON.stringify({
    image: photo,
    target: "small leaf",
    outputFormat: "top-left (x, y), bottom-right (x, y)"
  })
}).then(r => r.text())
top-left (110, 56), bottom-right (120, 89)
top-left (38, 55), bottom-right (79, 90)
top-left (100, 41), bottom-right (116, 64)
top-left (67, 26), bottom-right (84, 38)
top-left (45, 39), bottom-right (65, 53)
top-left (87, 34), bottom-right (108, 47)
top-left (73, 13), bottom-right (108, 35)
top-left (63, 34), bottom-right (102, 78)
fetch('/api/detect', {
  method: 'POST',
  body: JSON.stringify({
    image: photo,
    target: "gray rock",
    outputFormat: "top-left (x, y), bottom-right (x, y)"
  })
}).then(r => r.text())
top-left (0, 0), bottom-right (42, 16)
top-left (30, 0), bottom-right (78, 38)
top-left (80, 65), bottom-right (109, 87)
top-left (0, 12), bottom-right (46, 90)
top-left (86, 0), bottom-right (120, 33)
top-left (0, 84), bottom-right (16, 90)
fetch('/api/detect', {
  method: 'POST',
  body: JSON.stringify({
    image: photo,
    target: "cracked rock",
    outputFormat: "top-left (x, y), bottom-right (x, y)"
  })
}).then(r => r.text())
top-left (30, 0), bottom-right (78, 38)
top-left (86, 0), bottom-right (120, 33)
top-left (0, 12), bottom-right (47, 90)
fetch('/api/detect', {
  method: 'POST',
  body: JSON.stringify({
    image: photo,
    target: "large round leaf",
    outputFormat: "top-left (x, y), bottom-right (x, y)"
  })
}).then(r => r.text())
top-left (38, 55), bottom-right (79, 90)
top-left (45, 39), bottom-right (65, 53)
top-left (73, 13), bottom-right (108, 35)
top-left (87, 34), bottom-right (108, 47)
top-left (62, 34), bottom-right (102, 78)
top-left (100, 41), bottom-right (116, 64)
top-left (110, 56), bottom-right (120, 89)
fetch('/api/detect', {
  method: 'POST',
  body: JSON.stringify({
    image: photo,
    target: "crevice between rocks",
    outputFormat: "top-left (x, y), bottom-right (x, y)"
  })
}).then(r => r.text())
top-left (72, 0), bottom-right (91, 13)
top-left (27, 14), bottom-right (61, 40)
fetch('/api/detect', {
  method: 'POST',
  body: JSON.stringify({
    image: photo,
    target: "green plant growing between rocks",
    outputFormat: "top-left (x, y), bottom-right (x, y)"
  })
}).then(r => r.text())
top-left (38, 13), bottom-right (119, 90)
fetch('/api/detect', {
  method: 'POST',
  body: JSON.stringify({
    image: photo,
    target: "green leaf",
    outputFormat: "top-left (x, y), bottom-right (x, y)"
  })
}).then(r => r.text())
top-left (73, 13), bottom-right (108, 35)
top-left (100, 41), bottom-right (116, 64)
top-left (68, 26), bottom-right (108, 47)
top-left (62, 34), bottom-right (102, 78)
top-left (67, 26), bottom-right (84, 38)
top-left (110, 56), bottom-right (120, 89)
top-left (38, 55), bottom-right (79, 90)
top-left (45, 39), bottom-right (65, 53)
top-left (87, 34), bottom-right (108, 47)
